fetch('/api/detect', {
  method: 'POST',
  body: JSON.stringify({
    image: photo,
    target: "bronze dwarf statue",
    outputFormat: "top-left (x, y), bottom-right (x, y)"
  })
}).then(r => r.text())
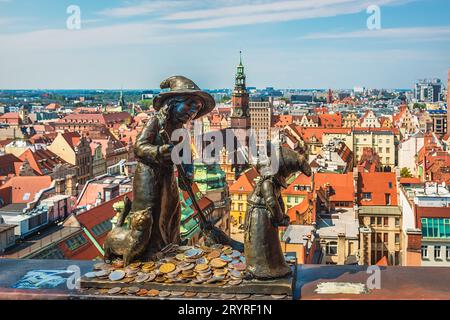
top-left (244, 145), bottom-right (312, 280)
top-left (103, 76), bottom-right (215, 265)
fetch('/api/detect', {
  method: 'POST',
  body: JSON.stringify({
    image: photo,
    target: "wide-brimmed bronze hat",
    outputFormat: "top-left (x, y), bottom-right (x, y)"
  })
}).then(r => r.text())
top-left (153, 75), bottom-right (216, 119)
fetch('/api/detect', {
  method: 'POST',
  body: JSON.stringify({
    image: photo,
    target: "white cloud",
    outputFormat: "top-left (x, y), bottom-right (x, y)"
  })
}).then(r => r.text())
top-left (99, 1), bottom-right (187, 18)
top-left (301, 26), bottom-right (450, 41)
top-left (162, 0), bottom-right (413, 30)
top-left (0, 22), bottom-right (226, 50)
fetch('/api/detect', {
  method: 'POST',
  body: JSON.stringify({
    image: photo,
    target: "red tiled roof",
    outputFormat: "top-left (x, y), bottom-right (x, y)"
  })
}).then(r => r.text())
top-left (0, 154), bottom-right (22, 176)
top-left (284, 172), bottom-right (354, 202)
top-left (357, 172), bottom-right (398, 206)
top-left (61, 132), bottom-right (81, 149)
top-left (229, 168), bottom-right (259, 193)
top-left (59, 192), bottom-right (133, 260)
top-left (315, 172), bottom-right (354, 202)
top-left (45, 103), bottom-right (61, 111)
top-left (287, 198), bottom-right (310, 222)
top-left (318, 113), bottom-right (342, 128)
top-left (399, 177), bottom-right (422, 184)
top-left (18, 148), bottom-right (70, 175)
top-left (376, 256), bottom-right (388, 266)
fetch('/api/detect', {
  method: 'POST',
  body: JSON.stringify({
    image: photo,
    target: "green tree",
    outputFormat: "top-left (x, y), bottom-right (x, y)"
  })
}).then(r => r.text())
top-left (400, 167), bottom-right (413, 178)
top-left (220, 95), bottom-right (231, 103)
top-left (139, 99), bottom-right (153, 111)
top-left (412, 103), bottom-right (426, 110)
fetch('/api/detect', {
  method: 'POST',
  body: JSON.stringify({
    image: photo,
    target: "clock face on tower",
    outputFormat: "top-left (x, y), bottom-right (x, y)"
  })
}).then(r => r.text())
top-left (234, 108), bottom-right (243, 117)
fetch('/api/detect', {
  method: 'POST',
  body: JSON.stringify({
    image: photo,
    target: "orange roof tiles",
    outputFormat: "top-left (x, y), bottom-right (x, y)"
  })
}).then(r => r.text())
top-left (229, 168), bottom-right (259, 193)
top-left (0, 176), bottom-right (52, 204)
top-left (18, 148), bottom-right (70, 175)
top-left (357, 172), bottom-right (398, 206)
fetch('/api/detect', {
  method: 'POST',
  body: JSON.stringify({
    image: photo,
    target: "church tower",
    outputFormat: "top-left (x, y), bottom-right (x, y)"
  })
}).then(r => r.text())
top-left (118, 90), bottom-right (128, 113)
top-left (230, 52), bottom-right (251, 179)
top-left (230, 51), bottom-right (250, 129)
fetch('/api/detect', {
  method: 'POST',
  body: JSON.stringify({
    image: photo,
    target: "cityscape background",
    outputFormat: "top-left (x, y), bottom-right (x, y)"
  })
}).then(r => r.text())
top-left (0, 0), bottom-right (449, 89)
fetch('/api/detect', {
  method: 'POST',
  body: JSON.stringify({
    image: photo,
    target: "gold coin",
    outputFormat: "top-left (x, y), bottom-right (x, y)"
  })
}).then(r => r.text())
top-left (210, 258), bottom-right (227, 268)
top-left (147, 289), bottom-right (159, 297)
top-left (137, 289), bottom-right (148, 296)
top-left (184, 292), bottom-right (197, 298)
top-left (175, 253), bottom-right (186, 261)
top-left (207, 250), bottom-right (221, 259)
top-left (213, 269), bottom-right (228, 277)
top-left (194, 264), bottom-right (209, 272)
top-left (142, 262), bottom-right (155, 269)
top-left (129, 262), bottom-right (141, 269)
top-left (159, 263), bottom-right (176, 274)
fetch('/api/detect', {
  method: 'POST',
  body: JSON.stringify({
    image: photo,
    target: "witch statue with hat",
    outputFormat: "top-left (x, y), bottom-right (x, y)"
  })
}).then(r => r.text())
top-left (244, 144), bottom-right (312, 280)
top-left (104, 76), bottom-right (215, 262)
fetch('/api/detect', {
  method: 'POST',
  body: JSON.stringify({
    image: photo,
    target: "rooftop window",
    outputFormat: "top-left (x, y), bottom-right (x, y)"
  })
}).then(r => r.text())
top-left (65, 234), bottom-right (87, 251)
top-left (421, 218), bottom-right (450, 239)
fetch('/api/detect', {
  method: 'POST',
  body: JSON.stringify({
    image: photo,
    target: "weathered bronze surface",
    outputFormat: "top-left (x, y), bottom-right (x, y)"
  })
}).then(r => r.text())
top-left (244, 146), bottom-right (311, 280)
top-left (103, 76), bottom-right (215, 264)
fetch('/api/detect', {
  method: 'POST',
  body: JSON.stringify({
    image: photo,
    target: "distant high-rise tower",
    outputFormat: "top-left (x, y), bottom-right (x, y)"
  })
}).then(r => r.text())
top-left (327, 89), bottom-right (333, 104)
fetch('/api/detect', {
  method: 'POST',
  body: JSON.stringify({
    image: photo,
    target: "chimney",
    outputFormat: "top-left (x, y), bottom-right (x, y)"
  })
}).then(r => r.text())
top-left (65, 174), bottom-right (77, 196)
top-left (55, 178), bottom-right (65, 194)
top-left (337, 233), bottom-right (346, 265)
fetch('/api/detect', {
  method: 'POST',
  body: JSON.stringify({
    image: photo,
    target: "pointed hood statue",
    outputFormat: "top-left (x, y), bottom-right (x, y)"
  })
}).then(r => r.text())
top-left (153, 76), bottom-right (215, 119)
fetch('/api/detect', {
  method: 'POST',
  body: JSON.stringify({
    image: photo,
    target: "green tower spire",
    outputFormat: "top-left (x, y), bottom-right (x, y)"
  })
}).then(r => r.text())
top-left (235, 51), bottom-right (246, 89)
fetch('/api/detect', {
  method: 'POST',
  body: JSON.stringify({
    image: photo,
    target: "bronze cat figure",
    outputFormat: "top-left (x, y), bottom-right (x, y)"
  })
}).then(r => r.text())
top-left (103, 206), bottom-right (153, 266)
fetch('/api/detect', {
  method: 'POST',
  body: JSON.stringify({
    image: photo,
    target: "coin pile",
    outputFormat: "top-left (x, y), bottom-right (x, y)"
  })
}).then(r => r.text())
top-left (85, 244), bottom-right (248, 287)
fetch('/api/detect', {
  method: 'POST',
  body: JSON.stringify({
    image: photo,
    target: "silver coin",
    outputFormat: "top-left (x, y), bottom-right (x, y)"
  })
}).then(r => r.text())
top-left (109, 270), bottom-right (126, 281)
top-left (146, 272), bottom-right (157, 282)
top-left (94, 270), bottom-right (109, 277)
top-left (179, 263), bottom-right (195, 271)
top-left (159, 290), bottom-right (171, 297)
top-left (108, 287), bottom-right (122, 294)
top-left (228, 279), bottom-right (243, 286)
top-left (185, 248), bottom-right (203, 258)
top-left (220, 293), bottom-right (235, 300)
top-left (126, 269), bottom-right (138, 277)
top-left (230, 251), bottom-right (241, 258)
top-left (196, 257), bottom-right (208, 264)
top-left (229, 270), bottom-right (242, 278)
top-left (170, 291), bottom-right (185, 297)
top-left (84, 272), bottom-right (98, 279)
top-left (93, 262), bottom-right (108, 270)
top-left (126, 286), bottom-right (140, 294)
top-left (191, 278), bottom-right (204, 284)
top-left (178, 245), bottom-right (193, 252)
top-left (219, 255), bottom-right (232, 262)
top-left (135, 274), bottom-right (149, 283)
top-left (271, 294), bottom-right (287, 300)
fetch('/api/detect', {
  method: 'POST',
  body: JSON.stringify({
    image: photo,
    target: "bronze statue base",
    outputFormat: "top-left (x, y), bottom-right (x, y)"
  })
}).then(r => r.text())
top-left (79, 254), bottom-right (297, 300)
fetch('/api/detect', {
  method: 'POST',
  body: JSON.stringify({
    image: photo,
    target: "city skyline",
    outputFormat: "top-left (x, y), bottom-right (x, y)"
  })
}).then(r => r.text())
top-left (0, 0), bottom-right (449, 89)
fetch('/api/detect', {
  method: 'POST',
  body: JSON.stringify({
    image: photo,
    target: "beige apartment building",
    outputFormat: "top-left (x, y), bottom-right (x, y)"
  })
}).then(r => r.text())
top-left (323, 128), bottom-right (398, 169)
top-left (249, 101), bottom-right (272, 145)
top-left (342, 113), bottom-right (359, 128)
top-left (48, 132), bottom-right (93, 189)
top-left (358, 206), bottom-right (402, 265)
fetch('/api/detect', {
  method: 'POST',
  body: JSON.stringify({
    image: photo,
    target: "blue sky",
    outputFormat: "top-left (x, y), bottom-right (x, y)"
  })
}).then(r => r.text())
top-left (0, 0), bottom-right (449, 89)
